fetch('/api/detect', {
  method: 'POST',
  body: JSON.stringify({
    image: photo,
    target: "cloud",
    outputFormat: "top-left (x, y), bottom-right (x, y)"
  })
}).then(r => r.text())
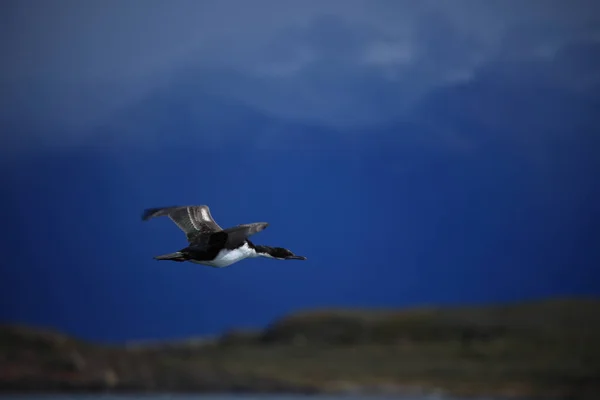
top-left (1, 0), bottom-right (599, 153)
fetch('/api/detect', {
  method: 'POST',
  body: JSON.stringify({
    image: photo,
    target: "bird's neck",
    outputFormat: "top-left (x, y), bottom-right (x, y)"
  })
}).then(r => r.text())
top-left (252, 244), bottom-right (275, 258)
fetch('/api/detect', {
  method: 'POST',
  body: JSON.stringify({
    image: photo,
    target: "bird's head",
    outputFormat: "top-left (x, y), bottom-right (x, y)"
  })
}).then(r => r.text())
top-left (256, 245), bottom-right (307, 260)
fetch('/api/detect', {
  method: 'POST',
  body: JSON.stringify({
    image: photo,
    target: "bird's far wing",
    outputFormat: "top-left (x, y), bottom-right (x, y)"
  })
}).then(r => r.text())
top-left (222, 222), bottom-right (269, 249)
top-left (142, 205), bottom-right (223, 242)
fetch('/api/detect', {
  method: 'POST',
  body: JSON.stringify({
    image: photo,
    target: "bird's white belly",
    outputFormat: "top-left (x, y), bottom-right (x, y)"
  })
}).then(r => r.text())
top-left (190, 243), bottom-right (257, 268)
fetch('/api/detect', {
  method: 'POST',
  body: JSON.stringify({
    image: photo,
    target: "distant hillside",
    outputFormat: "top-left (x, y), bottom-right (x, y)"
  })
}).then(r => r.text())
top-left (1, 297), bottom-right (600, 399)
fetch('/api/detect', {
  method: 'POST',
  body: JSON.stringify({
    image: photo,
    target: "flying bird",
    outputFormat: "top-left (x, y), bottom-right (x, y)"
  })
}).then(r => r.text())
top-left (142, 205), bottom-right (307, 267)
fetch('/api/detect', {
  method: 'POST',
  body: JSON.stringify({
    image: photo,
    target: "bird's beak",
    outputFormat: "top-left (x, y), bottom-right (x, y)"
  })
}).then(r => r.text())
top-left (286, 255), bottom-right (307, 260)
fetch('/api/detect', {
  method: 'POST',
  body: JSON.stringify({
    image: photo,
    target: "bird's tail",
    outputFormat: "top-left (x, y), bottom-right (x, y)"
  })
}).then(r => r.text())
top-left (153, 251), bottom-right (187, 262)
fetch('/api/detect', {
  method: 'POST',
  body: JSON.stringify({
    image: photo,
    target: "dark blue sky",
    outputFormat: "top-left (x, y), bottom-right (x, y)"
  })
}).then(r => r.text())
top-left (1, 0), bottom-right (599, 342)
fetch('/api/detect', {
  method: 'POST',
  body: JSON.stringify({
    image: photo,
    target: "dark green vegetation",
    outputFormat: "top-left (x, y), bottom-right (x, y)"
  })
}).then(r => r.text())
top-left (1, 298), bottom-right (599, 399)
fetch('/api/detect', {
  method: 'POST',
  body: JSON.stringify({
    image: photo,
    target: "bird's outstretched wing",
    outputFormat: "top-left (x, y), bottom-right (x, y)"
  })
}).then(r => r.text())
top-left (221, 223), bottom-right (269, 249)
top-left (142, 205), bottom-right (223, 242)
top-left (189, 222), bottom-right (269, 250)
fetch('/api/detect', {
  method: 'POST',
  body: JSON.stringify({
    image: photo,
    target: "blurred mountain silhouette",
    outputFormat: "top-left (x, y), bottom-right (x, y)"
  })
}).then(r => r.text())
top-left (1, 297), bottom-right (599, 399)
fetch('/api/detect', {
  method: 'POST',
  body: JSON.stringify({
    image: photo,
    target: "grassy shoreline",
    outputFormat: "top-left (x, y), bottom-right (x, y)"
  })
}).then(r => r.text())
top-left (1, 297), bottom-right (599, 399)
